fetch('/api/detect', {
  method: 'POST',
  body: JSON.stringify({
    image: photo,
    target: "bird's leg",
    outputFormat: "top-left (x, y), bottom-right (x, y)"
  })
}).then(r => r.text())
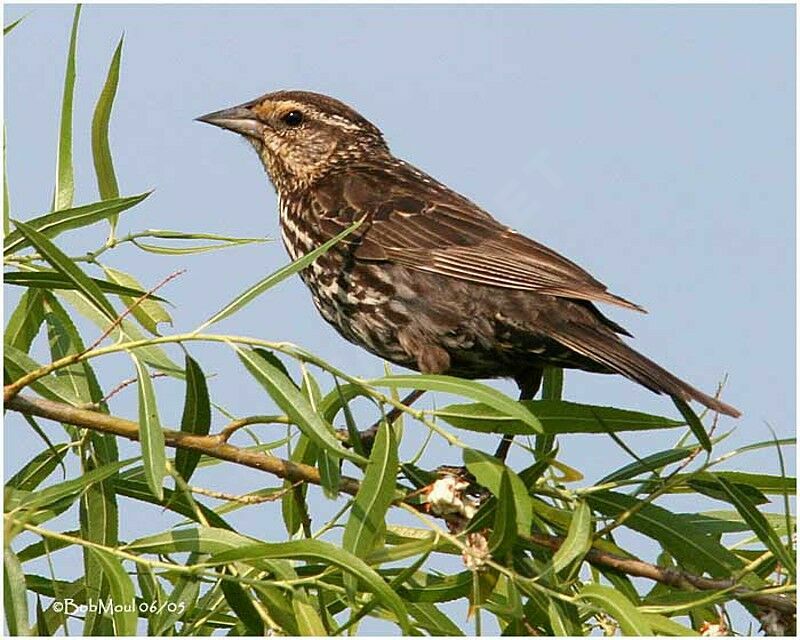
top-left (494, 368), bottom-right (543, 461)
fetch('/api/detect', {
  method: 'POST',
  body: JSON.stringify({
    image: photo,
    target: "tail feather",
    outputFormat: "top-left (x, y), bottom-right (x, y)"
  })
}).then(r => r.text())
top-left (552, 326), bottom-right (741, 418)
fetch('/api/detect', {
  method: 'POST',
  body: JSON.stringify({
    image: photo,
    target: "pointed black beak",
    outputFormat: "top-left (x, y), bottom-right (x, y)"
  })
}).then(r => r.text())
top-left (195, 104), bottom-right (265, 139)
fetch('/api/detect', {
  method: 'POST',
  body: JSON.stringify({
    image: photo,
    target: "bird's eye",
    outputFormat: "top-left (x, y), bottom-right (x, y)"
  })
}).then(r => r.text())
top-left (282, 110), bottom-right (304, 127)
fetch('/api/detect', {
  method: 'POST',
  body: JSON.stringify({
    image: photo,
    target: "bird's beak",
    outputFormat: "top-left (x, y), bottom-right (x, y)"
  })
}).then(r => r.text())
top-left (195, 103), bottom-right (265, 139)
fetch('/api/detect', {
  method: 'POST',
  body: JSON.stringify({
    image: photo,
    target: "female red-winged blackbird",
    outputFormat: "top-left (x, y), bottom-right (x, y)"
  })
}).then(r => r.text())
top-left (198, 90), bottom-right (740, 424)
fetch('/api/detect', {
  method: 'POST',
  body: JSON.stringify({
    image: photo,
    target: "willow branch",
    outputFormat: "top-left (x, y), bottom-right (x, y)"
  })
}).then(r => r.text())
top-left (6, 393), bottom-right (795, 618)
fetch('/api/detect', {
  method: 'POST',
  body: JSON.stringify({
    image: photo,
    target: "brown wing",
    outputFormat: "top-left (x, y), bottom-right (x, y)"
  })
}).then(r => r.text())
top-left (312, 162), bottom-right (645, 313)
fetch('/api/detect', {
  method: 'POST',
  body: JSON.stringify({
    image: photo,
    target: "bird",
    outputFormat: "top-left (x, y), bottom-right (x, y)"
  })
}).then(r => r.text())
top-left (197, 89), bottom-right (740, 454)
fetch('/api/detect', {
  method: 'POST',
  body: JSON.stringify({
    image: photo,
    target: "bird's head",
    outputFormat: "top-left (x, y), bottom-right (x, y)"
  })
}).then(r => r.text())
top-left (197, 90), bottom-right (388, 191)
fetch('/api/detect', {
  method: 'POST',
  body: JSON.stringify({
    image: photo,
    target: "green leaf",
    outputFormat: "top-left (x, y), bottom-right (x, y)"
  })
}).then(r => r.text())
top-left (91, 36), bottom-right (122, 206)
top-left (282, 434), bottom-right (317, 535)
top-left (407, 602), bottom-right (465, 636)
top-left (4, 270), bottom-right (166, 301)
top-left (4, 546), bottom-right (30, 636)
top-left (586, 491), bottom-right (749, 579)
top-left (198, 219), bottom-right (362, 330)
top-left (4, 16), bottom-right (24, 36)
top-left (151, 573), bottom-right (199, 635)
top-left (550, 500), bottom-right (592, 574)
top-left (672, 396), bottom-right (711, 451)
top-left (6, 445), bottom-right (68, 491)
top-left (52, 5), bottom-right (80, 211)
top-left (642, 613), bottom-right (700, 636)
top-left (463, 449), bottom-right (531, 536)
top-left (102, 266), bottom-right (172, 335)
top-left (342, 420), bottom-right (399, 565)
top-left (127, 526), bottom-right (258, 557)
top-left (398, 570), bottom-right (472, 603)
top-left (4, 126), bottom-right (10, 234)
top-left (292, 593), bottom-right (326, 636)
top-left (173, 355), bottom-right (211, 483)
top-left (133, 355), bottom-right (166, 500)
top-left (436, 399), bottom-right (681, 436)
top-left (4, 193), bottom-right (149, 255)
top-left (88, 549), bottom-right (137, 635)
top-left (3, 343), bottom-right (82, 405)
top-left (599, 443), bottom-right (699, 484)
top-left (488, 469), bottom-right (517, 558)
top-left (579, 584), bottom-right (653, 635)
top-left (16, 459), bottom-right (133, 513)
top-left (209, 539), bottom-right (410, 633)
top-left (372, 374), bottom-right (542, 434)
top-left (11, 220), bottom-right (117, 320)
top-left (5, 288), bottom-right (46, 352)
top-left (236, 347), bottom-right (365, 464)
top-left (715, 475), bottom-right (796, 576)
top-left (219, 578), bottom-right (264, 636)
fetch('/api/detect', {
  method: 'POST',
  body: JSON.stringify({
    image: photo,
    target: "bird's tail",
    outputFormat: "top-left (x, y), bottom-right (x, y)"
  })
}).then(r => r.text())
top-left (551, 325), bottom-right (741, 418)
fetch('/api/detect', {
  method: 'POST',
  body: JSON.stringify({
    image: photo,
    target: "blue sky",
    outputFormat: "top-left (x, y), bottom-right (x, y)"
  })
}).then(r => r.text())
top-left (4, 3), bottom-right (795, 634)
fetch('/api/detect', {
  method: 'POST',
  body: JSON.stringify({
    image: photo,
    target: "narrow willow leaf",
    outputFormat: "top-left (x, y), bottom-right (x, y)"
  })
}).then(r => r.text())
top-left (672, 396), bottom-right (711, 451)
top-left (208, 539), bottom-right (410, 633)
top-left (35, 596), bottom-right (50, 636)
top-left (151, 572), bottom-right (199, 635)
top-left (126, 525), bottom-right (259, 557)
top-left (52, 5), bottom-right (80, 211)
top-left (373, 374), bottom-right (542, 434)
top-left (4, 16), bottom-right (24, 35)
top-left (4, 287), bottom-right (46, 352)
top-left (173, 355), bottom-right (211, 482)
top-left (103, 266), bottom-right (172, 336)
top-left (586, 491), bottom-right (751, 579)
top-left (11, 220), bottom-right (117, 320)
top-left (6, 445), bottom-right (69, 491)
top-left (407, 602), bottom-right (465, 636)
top-left (436, 399), bottom-right (682, 435)
top-left (579, 584), bottom-right (652, 636)
top-left (3, 125), bottom-right (9, 234)
top-left (642, 613), bottom-right (700, 636)
top-left (715, 475), bottom-right (796, 576)
top-left (91, 36), bottom-right (122, 205)
top-left (343, 420), bottom-right (399, 564)
top-left (3, 343), bottom-right (82, 405)
top-left (132, 234), bottom-right (265, 255)
top-left (599, 444), bottom-right (698, 484)
top-left (236, 347), bottom-right (365, 464)
top-left (398, 570), bottom-right (472, 603)
top-left (536, 367), bottom-right (563, 454)
top-left (220, 578), bottom-right (264, 636)
top-left (282, 435), bottom-right (317, 535)
top-left (17, 459), bottom-right (133, 513)
top-left (199, 219), bottom-right (362, 330)
top-left (43, 291), bottom-right (99, 402)
top-left (463, 449), bottom-right (531, 536)
top-left (5, 270), bottom-right (166, 301)
top-left (488, 470), bottom-right (517, 558)
top-left (3, 546), bottom-right (30, 636)
top-left (88, 549), bottom-right (137, 635)
top-left (292, 593), bottom-right (326, 636)
top-left (550, 500), bottom-right (592, 574)
top-left (4, 193), bottom-right (149, 255)
top-left (133, 355), bottom-right (166, 499)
